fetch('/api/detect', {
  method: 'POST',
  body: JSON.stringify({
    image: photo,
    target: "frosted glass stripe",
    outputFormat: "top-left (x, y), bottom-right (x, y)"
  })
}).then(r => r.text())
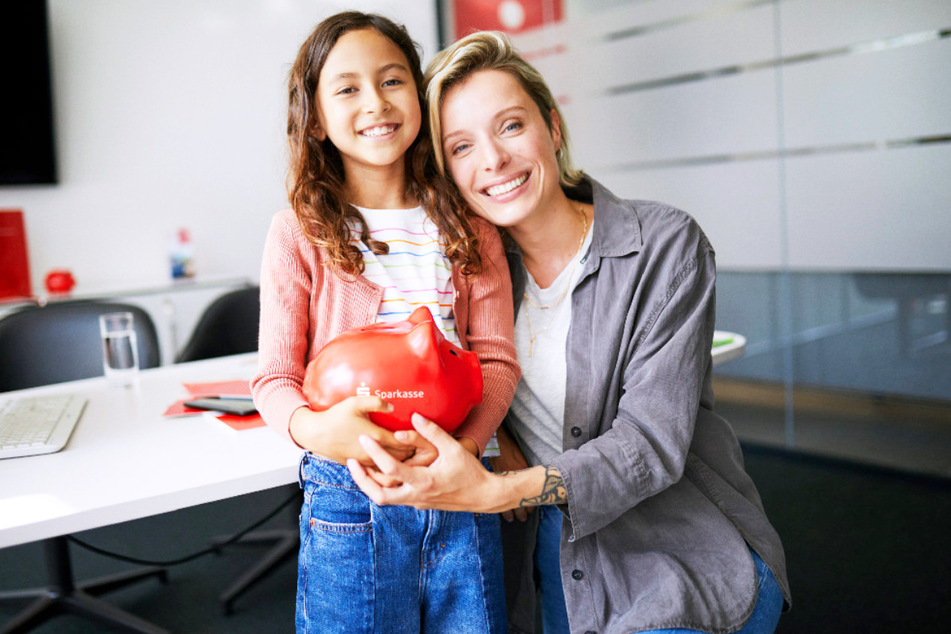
top-left (606, 29), bottom-right (949, 95)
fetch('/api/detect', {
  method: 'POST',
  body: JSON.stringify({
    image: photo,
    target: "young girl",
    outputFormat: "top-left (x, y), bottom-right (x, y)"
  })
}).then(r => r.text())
top-left (250, 11), bottom-right (518, 634)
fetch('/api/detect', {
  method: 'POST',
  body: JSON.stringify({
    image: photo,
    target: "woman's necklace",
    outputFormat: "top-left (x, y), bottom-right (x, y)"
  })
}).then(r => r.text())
top-left (523, 202), bottom-right (588, 356)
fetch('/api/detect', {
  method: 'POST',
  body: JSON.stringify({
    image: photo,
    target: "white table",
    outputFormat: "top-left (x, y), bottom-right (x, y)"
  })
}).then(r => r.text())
top-left (0, 353), bottom-right (301, 634)
top-left (712, 330), bottom-right (747, 367)
top-left (0, 353), bottom-right (300, 551)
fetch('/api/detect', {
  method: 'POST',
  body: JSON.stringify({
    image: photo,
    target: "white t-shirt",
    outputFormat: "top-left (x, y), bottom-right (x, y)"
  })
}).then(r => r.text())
top-left (509, 220), bottom-right (594, 466)
top-left (353, 206), bottom-right (459, 345)
top-left (353, 205), bottom-right (499, 455)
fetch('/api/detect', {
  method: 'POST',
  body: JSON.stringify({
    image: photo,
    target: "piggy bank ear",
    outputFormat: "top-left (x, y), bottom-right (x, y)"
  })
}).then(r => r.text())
top-left (407, 306), bottom-right (435, 325)
top-left (405, 318), bottom-right (440, 360)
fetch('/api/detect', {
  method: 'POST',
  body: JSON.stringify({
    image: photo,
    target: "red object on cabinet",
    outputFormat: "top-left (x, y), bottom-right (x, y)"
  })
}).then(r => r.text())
top-left (0, 210), bottom-right (32, 300)
top-left (44, 269), bottom-right (76, 294)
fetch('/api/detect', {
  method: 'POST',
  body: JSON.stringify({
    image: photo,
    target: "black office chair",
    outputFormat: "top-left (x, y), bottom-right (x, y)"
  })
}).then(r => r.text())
top-left (174, 286), bottom-right (297, 615)
top-left (0, 300), bottom-right (167, 633)
top-left (175, 286), bottom-right (260, 363)
top-left (0, 300), bottom-right (160, 392)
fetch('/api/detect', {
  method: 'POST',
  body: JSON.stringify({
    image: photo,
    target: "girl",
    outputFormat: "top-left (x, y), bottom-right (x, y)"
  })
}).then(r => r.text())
top-left (250, 13), bottom-right (518, 633)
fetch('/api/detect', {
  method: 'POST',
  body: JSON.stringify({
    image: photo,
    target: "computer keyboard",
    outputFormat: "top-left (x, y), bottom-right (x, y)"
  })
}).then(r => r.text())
top-left (0, 394), bottom-right (87, 459)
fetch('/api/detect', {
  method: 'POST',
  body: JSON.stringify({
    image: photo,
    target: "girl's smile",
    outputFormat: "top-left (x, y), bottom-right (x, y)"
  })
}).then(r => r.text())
top-left (360, 123), bottom-right (400, 138)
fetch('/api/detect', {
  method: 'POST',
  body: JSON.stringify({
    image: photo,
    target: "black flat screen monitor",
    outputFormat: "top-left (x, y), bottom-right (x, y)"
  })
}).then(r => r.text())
top-left (0, 0), bottom-right (58, 185)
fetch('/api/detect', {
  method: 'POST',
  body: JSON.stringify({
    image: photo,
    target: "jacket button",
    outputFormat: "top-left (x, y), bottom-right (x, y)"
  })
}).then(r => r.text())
top-left (571, 569), bottom-right (584, 580)
top-left (570, 426), bottom-right (582, 437)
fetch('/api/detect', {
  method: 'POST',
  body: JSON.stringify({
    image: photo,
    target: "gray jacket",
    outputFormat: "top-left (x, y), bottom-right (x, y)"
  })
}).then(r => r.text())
top-left (502, 177), bottom-right (791, 633)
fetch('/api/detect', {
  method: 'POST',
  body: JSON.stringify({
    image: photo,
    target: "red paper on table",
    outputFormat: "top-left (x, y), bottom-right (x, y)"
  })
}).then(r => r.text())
top-left (163, 399), bottom-right (199, 417)
top-left (163, 380), bottom-right (265, 430)
top-left (182, 380), bottom-right (251, 397)
top-left (214, 413), bottom-right (266, 432)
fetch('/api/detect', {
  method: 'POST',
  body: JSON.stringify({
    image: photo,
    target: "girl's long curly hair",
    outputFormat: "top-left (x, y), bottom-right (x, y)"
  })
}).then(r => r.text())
top-left (286, 11), bottom-right (481, 276)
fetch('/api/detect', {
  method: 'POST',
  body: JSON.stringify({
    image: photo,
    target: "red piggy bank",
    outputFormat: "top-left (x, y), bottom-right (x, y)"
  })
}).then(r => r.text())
top-left (302, 306), bottom-right (483, 432)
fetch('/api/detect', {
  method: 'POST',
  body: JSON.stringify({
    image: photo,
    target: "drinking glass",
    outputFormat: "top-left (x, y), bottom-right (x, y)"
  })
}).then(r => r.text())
top-left (99, 311), bottom-right (140, 387)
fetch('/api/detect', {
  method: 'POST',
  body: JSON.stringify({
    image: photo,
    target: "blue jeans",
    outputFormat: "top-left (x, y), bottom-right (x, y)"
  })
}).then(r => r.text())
top-left (535, 504), bottom-right (782, 634)
top-left (643, 546), bottom-right (783, 633)
top-left (295, 454), bottom-right (506, 633)
top-left (535, 505), bottom-right (571, 634)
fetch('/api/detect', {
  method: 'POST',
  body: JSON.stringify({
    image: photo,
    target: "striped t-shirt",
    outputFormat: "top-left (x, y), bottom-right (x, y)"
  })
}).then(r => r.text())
top-left (352, 206), bottom-right (459, 345)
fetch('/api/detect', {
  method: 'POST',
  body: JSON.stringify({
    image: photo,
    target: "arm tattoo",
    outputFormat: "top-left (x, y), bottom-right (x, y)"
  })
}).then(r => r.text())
top-left (520, 465), bottom-right (567, 507)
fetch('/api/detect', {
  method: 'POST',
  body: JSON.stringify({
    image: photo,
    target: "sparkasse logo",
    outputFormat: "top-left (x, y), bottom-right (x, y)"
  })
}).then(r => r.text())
top-left (355, 381), bottom-right (424, 400)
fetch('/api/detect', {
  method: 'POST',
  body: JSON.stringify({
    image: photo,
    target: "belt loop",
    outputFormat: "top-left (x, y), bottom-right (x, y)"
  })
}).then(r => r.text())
top-left (297, 452), bottom-right (308, 488)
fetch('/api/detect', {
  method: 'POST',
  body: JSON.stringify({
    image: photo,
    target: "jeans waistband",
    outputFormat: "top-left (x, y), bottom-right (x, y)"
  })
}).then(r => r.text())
top-left (298, 452), bottom-right (362, 489)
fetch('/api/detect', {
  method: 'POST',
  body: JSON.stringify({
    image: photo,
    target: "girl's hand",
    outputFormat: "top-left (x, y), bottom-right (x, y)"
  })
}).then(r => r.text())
top-left (394, 429), bottom-right (439, 466)
top-left (490, 426), bottom-right (533, 522)
top-left (392, 428), bottom-right (479, 467)
top-left (289, 397), bottom-right (415, 466)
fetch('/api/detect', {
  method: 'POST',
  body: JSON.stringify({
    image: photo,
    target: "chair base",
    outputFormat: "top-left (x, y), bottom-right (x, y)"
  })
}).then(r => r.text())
top-left (214, 529), bottom-right (299, 615)
top-left (0, 536), bottom-right (168, 634)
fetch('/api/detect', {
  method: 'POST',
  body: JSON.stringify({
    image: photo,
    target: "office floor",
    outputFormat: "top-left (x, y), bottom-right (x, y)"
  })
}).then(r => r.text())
top-left (0, 486), bottom-right (300, 634)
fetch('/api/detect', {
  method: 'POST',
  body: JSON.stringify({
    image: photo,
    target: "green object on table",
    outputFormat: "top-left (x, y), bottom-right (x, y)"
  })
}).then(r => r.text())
top-left (712, 335), bottom-right (735, 348)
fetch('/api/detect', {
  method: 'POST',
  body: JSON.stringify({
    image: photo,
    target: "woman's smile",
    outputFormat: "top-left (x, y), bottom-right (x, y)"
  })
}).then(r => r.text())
top-left (483, 172), bottom-right (529, 198)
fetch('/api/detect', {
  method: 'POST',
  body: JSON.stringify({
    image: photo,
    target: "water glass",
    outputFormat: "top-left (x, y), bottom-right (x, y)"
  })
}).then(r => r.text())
top-left (99, 311), bottom-right (140, 387)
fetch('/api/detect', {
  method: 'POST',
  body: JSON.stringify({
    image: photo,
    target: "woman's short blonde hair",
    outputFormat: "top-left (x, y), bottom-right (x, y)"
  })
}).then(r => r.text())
top-left (425, 31), bottom-right (583, 188)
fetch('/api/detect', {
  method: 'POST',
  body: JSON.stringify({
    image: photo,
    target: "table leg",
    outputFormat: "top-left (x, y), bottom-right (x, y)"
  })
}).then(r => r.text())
top-left (0, 536), bottom-right (168, 634)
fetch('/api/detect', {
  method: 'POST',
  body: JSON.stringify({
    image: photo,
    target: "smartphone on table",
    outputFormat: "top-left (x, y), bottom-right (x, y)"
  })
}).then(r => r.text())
top-left (183, 397), bottom-right (258, 417)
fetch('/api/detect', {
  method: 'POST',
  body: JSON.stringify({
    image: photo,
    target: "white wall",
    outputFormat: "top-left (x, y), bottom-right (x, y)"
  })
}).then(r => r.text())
top-left (0, 0), bottom-right (439, 295)
top-left (5, 0), bottom-right (948, 291)
top-left (507, 0), bottom-right (951, 272)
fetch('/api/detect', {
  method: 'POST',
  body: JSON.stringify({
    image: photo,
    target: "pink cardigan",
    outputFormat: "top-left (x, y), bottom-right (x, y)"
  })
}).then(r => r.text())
top-left (251, 208), bottom-right (519, 454)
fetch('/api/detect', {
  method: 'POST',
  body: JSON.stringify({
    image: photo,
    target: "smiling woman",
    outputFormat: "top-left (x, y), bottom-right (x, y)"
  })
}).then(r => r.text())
top-left (349, 30), bottom-right (792, 634)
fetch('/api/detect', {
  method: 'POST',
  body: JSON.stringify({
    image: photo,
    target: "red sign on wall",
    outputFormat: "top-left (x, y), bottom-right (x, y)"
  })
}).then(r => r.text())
top-left (452, 0), bottom-right (563, 38)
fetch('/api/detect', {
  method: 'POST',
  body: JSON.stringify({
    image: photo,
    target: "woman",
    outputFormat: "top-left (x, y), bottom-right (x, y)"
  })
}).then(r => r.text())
top-left (349, 31), bottom-right (791, 634)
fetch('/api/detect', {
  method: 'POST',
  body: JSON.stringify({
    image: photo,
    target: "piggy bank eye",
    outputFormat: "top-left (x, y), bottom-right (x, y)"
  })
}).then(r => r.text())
top-left (449, 350), bottom-right (458, 356)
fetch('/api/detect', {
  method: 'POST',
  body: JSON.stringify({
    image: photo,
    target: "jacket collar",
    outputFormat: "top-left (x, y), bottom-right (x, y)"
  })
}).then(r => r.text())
top-left (583, 175), bottom-right (642, 259)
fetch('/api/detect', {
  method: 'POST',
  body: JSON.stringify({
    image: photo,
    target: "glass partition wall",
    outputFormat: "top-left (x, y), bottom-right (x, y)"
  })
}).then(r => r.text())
top-left (441, 0), bottom-right (951, 477)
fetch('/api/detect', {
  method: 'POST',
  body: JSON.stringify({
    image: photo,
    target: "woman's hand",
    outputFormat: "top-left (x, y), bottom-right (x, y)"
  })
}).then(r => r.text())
top-left (490, 426), bottom-right (533, 522)
top-left (288, 397), bottom-right (416, 467)
top-left (360, 427), bottom-right (480, 489)
top-left (348, 413), bottom-right (512, 512)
